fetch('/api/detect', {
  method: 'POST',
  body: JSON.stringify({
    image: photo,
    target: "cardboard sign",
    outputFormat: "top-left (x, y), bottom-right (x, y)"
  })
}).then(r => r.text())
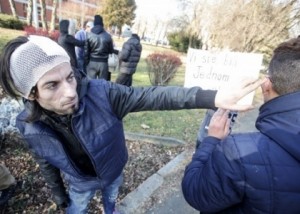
top-left (184, 48), bottom-right (263, 105)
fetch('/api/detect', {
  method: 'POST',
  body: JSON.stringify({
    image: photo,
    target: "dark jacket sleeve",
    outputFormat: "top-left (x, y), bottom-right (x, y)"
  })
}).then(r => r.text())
top-left (67, 35), bottom-right (85, 47)
top-left (113, 49), bottom-right (119, 55)
top-left (119, 42), bottom-right (131, 62)
top-left (181, 136), bottom-right (244, 212)
top-left (15, 111), bottom-right (68, 205)
top-left (109, 39), bottom-right (115, 54)
top-left (30, 152), bottom-right (69, 205)
top-left (84, 37), bottom-right (90, 65)
top-left (107, 81), bottom-right (216, 119)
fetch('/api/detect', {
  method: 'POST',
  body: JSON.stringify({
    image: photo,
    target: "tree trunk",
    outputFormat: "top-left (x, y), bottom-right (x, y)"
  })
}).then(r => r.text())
top-left (27, 0), bottom-right (33, 26)
top-left (50, 0), bottom-right (58, 31)
top-left (39, 0), bottom-right (48, 31)
top-left (8, 0), bottom-right (18, 19)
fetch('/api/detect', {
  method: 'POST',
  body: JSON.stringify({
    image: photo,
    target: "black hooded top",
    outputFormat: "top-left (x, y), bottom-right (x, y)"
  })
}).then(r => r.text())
top-left (58, 19), bottom-right (85, 68)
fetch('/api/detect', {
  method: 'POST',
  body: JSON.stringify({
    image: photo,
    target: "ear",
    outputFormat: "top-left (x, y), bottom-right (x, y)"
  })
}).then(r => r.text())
top-left (27, 87), bottom-right (38, 101)
top-left (261, 77), bottom-right (272, 93)
top-left (27, 94), bottom-right (36, 101)
top-left (27, 90), bottom-right (37, 101)
top-left (262, 77), bottom-right (279, 101)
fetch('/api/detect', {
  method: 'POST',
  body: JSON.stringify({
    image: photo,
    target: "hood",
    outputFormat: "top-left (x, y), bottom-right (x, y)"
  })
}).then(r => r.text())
top-left (91, 25), bottom-right (104, 34)
top-left (132, 34), bottom-right (140, 41)
top-left (94, 15), bottom-right (103, 26)
top-left (130, 34), bottom-right (142, 52)
top-left (68, 19), bottom-right (76, 36)
top-left (59, 20), bottom-right (69, 34)
top-left (256, 91), bottom-right (300, 160)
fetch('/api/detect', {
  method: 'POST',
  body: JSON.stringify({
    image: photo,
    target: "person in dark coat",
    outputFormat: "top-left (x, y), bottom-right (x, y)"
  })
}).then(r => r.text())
top-left (182, 37), bottom-right (300, 213)
top-left (58, 19), bottom-right (85, 69)
top-left (115, 25), bottom-right (142, 86)
top-left (84, 15), bottom-right (118, 80)
top-left (0, 36), bottom-right (263, 214)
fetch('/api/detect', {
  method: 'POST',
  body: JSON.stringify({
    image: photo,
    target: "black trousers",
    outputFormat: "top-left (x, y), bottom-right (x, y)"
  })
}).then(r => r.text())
top-left (115, 73), bottom-right (133, 86)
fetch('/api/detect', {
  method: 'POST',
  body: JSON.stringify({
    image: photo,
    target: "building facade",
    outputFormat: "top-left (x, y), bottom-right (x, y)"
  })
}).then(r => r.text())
top-left (0, 0), bottom-right (99, 28)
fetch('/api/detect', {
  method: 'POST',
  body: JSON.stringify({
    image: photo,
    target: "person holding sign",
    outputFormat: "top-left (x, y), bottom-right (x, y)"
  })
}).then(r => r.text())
top-left (182, 37), bottom-right (300, 213)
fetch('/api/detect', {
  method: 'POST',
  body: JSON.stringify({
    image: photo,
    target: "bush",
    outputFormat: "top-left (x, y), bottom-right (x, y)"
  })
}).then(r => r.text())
top-left (146, 52), bottom-right (182, 86)
top-left (24, 26), bottom-right (60, 42)
top-left (0, 14), bottom-right (24, 30)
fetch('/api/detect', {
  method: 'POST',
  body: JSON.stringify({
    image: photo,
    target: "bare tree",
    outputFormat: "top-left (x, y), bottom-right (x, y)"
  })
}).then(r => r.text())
top-left (185, 2), bottom-right (203, 47)
top-left (8, 0), bottom-right (18, 19)
top-left (132, 16), bottom-right (148, 39)
top-left (27, 0), bottom-right (33, 26)
top-left (204, 0), bottom-right (300, 58)
top-left (168, 0), bottom-right (205, 48)
top-left (50, 0), bottom-right (58, 31)
top-left (39, 0), bottom-right (48, 30)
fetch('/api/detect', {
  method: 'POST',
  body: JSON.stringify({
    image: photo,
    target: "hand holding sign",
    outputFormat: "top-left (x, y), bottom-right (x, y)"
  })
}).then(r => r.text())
top-left (214, 77), bottom-right (267, 111)
top-left (185, 48), bottom-right (264, 111)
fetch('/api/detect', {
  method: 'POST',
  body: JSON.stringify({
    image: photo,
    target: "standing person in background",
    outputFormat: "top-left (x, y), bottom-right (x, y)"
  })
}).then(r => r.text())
top-left (85, 15), bottom-right (118, 80)
top-left (0, 164), bottom-right (16, 212)
top-left (115, 25), bottom-right (142, 86)
top-left (182, 37), bottom-right (300, 213)
top-left (58, 19), bottom-right (85, 69)
top-left (75, 21), bottom-right (94, 73)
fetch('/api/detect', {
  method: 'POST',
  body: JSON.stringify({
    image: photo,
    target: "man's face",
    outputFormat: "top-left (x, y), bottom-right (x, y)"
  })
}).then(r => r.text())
top-left (86, 25), bottom-right (92, 32)
top-left (34, 62), bottom-right (78, 115)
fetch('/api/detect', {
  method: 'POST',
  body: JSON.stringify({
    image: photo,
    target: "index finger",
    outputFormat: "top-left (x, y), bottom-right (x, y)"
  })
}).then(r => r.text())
top-left (240, 77), bottom-right (267, 95)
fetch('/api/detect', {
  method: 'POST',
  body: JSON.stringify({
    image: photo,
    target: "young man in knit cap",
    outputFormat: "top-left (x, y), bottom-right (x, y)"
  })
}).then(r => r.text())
top-left (116, 25), bottom-right (142, 86)
top-left (182, 37), bottom-right (300, 213)
top-left (0, 35), bottom-right (264, 214)
top-left (84, 15), bottom-right (118, 80)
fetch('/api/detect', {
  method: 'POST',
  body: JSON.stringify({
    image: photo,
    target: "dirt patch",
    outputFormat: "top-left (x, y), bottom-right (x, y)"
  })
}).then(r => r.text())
top-left (0, 131), bottom-right (184, 214)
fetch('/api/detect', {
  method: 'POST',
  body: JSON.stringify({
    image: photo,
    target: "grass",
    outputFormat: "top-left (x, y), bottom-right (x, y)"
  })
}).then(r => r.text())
top-left (0, 28), bottom-right (24, 50)
top-left (0, 27), bottom-right (206, 144)
top-left (110, 39), bottom-right (205, 143)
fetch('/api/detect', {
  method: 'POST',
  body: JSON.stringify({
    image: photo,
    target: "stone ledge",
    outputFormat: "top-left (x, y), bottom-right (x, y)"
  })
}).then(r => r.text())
top-left (125, 132), bottom-right (186, 147)
top-left (117, 150), bottom-right (190, 214)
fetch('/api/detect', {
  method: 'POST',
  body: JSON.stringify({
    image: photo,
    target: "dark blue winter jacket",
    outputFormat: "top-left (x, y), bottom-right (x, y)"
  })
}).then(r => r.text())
top-left (182, 91), bottom-right (300, 213)
top-left (119, 34), bottom-right (142, 75)
top-left (17, 79), bottom-right (216, 192)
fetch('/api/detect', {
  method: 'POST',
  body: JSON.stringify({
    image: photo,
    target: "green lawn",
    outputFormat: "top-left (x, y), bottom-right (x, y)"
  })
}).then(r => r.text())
top-left (0, 27), bottom-right (205, 144)
top-left (0, 28), bottom-right (24, 50)
top-left (110, 41), bottom-right (205, 144)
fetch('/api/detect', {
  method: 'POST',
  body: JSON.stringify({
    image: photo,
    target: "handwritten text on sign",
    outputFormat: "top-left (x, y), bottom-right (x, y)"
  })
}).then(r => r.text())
top-left (184, 48), bottom-right (263, 105)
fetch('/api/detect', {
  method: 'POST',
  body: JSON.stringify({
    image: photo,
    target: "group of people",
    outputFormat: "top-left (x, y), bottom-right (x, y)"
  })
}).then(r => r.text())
top-left (0, 21), bottom-right (300, 214)
top-left (57, 15), bottom-right (142, 87)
